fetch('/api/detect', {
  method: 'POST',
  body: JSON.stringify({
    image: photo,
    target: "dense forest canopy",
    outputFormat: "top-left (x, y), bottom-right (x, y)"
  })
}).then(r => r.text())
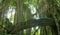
top-left (0, 0), bottom-right (60, 35)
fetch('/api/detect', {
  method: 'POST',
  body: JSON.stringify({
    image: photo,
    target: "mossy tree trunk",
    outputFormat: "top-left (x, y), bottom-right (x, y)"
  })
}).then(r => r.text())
top-left (14, 0), bottom-right (24, 35)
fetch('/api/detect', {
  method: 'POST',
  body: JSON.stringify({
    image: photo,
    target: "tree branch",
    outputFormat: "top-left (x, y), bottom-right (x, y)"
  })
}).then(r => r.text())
top-left (9, 18), bottom-right (55, 34)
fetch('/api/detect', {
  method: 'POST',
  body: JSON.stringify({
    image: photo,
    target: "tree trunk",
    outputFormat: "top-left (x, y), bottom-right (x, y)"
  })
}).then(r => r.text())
top-left (14, 0), bottom-right (24, 35)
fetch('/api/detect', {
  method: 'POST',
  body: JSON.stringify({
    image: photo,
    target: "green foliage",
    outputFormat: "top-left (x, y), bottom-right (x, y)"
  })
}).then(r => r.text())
top-left (0, 0), bottom-right (60, 35)
top-left (57, 0), bottom-right (60, 4)
top-left (10, 0), bottom-right (17, 6)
